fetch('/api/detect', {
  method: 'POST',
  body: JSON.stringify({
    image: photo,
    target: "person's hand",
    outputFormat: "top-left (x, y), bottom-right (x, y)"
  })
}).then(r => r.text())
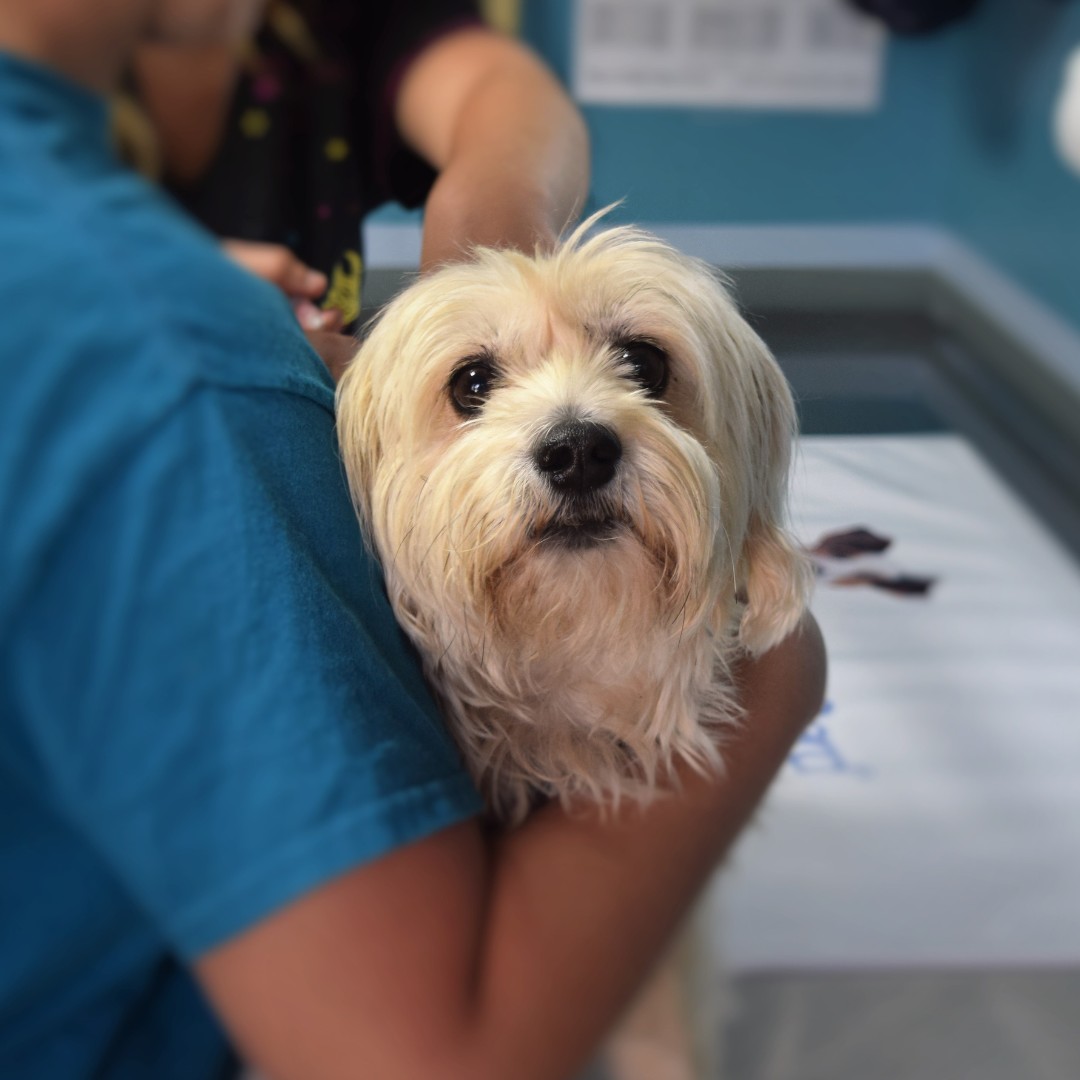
top-left (221, 241), bottom-right (354, 379)
top-left (304, 329), bottom-right (357, 384)
top-left (222, 240), bottom-right (344, 332)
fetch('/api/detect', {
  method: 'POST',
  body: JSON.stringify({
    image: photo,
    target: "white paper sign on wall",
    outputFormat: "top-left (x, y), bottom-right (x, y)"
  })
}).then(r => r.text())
top-left (573, 0), bottom-right (886, 110)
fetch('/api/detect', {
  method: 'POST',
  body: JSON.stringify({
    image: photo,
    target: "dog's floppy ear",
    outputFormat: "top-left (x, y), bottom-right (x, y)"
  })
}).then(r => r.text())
top-left (739, 514), bottom-right (812, 655)
top-left (734, 337), bottom-right (813, 655)
top-left (335, 344), bottom-right (382, 538)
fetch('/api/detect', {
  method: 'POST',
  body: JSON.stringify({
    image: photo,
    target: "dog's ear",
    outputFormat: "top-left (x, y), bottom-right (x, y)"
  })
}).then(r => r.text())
top-left (335, 349), bottom-right (382, 537)
top-left (739, 516), bottom-right (812, 655)
top-left (733, 336), bottom-right (813, 655)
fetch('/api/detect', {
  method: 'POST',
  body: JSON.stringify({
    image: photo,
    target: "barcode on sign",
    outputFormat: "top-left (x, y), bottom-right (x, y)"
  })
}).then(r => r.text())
top-left (582, 2), bottom-right (673, 49)
top-left (689, 6), bottom-right (783, 52)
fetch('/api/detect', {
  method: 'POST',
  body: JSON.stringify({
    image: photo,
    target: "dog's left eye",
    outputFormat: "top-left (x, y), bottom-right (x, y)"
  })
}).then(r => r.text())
top-left (449, 360), bottom-right (498, 415)
top-left (615, 341), bottom-right (669, 398)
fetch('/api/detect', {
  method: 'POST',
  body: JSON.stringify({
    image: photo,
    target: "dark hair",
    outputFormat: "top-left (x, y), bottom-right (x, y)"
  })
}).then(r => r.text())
top-left (846, 0), bottom-right (983, 35)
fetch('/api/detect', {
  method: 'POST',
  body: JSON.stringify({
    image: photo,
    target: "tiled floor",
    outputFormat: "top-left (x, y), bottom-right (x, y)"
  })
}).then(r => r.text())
top-left (723, 969), bottom-right (1080, 1080)
top-left (580, 968), bottom-right (1080, 1079)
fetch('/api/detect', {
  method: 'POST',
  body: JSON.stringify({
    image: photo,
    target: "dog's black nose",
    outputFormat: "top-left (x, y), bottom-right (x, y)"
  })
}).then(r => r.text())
top-left (535, 420), bottom-right (622, 494)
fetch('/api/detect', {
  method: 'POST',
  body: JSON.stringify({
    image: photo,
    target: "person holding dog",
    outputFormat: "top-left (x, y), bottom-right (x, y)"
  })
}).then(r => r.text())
top-left (0, 1), bottom-right (827, 1078)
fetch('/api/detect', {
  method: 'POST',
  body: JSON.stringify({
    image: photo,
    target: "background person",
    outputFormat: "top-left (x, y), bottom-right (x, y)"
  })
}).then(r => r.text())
top-left (120, 0), bottom-right (591, 374)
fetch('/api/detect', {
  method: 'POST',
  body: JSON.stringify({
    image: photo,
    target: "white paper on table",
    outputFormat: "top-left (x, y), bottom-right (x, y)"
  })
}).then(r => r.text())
top-left (717, 434), bottom-right (1080, 971)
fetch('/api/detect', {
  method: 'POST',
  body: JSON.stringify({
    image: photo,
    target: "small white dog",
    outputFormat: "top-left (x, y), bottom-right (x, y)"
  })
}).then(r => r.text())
top-left (336, 218), bottom-right (810, 1076)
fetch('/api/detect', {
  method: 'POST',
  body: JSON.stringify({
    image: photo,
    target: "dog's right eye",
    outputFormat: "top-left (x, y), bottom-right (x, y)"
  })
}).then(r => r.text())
top-left (449, 360), bottom-right (497, 415)
top-left (615, 340), bottom-right (669, 398)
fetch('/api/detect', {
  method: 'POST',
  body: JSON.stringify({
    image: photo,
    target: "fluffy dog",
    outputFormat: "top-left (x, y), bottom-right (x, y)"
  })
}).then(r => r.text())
top-left (336, 218), bottom-right (810, 1075)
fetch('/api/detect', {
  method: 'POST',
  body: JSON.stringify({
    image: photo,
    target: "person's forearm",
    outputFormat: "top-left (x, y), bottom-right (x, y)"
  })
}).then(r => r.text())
top-left (303, 622), bottom-right (825, 1080)
top-left (417, 67), bottom-right (589, 268)
top-left (446, 616), bottom-right (826, 1079)
top-left (198, 617), bottom-right (825, 1080)
top-left (394, 28), bottom-right (590, 270)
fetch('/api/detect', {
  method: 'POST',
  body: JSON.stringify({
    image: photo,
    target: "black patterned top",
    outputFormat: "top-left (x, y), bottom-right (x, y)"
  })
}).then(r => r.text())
top-left (139, 1), bottom-right (481, 330)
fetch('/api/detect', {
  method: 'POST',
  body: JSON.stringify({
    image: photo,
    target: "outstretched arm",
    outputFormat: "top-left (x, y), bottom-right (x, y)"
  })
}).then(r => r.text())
top-left (197, 615), bottom-right (825, 1080)
top-left (394, 26), bottom-right (591, 271)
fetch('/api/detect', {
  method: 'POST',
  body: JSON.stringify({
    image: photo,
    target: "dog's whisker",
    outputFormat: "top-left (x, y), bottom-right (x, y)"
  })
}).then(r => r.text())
top-left (393, 520), bottom-right (420, 567)
top-left (434, 627), bottom-right (460, 672)
top-left (673, 587), bottom-right (692, 648)
top-left (417, 508), bottom-right (468, 572)
top-left (461, 599), bottom-right (475, 655)
top-left (394, 476), bottom-right (432, 560)
top-left (714, 514), bottom-right (740, 599)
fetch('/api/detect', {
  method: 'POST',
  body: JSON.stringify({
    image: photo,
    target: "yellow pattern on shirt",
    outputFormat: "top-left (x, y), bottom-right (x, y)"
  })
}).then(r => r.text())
top-left (322, 250), bottom-right (362, 326)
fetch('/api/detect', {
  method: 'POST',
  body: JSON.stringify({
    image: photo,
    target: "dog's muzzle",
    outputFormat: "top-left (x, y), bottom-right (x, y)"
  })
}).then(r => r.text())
top-left (532, 420), bottom-right (625, 550)
top-left (534, 419), bottom-right (621, 496)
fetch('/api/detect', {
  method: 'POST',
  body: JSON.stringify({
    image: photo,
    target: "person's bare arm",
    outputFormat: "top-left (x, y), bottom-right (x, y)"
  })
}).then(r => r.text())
top-left (393, 26), bottom-right (590, 271)
top-left (196, 615), bottom-right (825, 1080)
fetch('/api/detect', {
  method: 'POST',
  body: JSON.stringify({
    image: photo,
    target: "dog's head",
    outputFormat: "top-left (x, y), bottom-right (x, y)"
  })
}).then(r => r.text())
top-left (337, 223), bottom-right (808, 677)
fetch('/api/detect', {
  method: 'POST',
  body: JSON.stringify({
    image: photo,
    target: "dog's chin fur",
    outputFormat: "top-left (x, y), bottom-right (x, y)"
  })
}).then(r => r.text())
top-left (337, 216), bottom-right (812, 824)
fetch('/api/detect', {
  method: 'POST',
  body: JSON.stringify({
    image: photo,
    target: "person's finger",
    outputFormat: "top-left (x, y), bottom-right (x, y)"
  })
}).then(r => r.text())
top-left (319, 306), bottom-right (345, 333)
top-left (293, 300), bottom-right (345, 333)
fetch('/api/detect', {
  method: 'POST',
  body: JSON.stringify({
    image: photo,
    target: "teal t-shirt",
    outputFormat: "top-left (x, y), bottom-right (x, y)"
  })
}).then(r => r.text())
top-left (0, 53), bottom-right (481, 1078)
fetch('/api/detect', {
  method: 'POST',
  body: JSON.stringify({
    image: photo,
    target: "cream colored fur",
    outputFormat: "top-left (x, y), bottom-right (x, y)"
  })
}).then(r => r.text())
top-left (336, 217), bottom-right (810, 826)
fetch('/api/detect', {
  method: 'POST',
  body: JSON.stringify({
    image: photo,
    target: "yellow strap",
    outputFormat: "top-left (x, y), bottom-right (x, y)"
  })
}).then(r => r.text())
top-left (480, 0), bottom-right (522, 35)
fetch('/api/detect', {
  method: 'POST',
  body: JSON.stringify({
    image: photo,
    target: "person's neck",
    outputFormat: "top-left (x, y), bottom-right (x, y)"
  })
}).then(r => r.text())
top-left (0, 6), bottom-right (140, 96)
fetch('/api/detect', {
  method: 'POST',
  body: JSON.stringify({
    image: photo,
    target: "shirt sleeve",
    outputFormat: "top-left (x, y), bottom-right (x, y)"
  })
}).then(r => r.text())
top-left (13, 379), bottom-right (482, 958)
top-left (336, 0), bottom-right (485, 210)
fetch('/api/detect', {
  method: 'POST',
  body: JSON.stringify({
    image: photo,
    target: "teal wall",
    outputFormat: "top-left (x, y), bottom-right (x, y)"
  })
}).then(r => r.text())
top-left (519, 0), bottom-right (1080, 328)
top-left (943, 2), bottom-right (1080, 328)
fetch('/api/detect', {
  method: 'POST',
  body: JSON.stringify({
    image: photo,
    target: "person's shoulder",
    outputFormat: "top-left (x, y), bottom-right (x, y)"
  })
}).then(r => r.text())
top-left (121, 190), bottom-right (335, 395)
top-left (1, 153), bottom-right (331, 404)
top-left (0, 55), bottom-right (330, 403)
top-left (0, 159), bottom-right (338, 622)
